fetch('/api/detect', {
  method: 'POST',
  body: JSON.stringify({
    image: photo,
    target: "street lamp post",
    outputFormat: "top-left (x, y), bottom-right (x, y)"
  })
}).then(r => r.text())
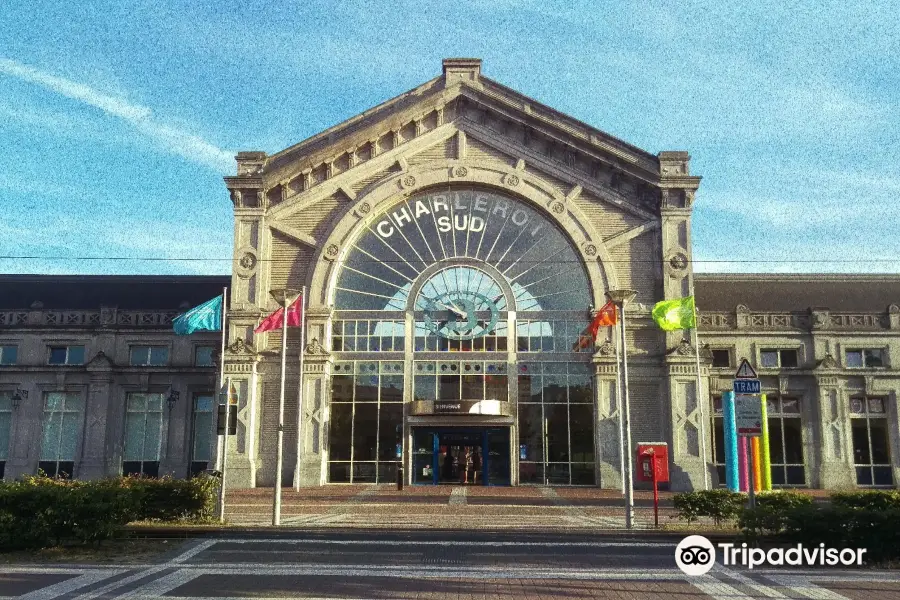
top-left (270, 288), bottom-right (300, 527)
top-left (606, 289), bottom-right (637, 530)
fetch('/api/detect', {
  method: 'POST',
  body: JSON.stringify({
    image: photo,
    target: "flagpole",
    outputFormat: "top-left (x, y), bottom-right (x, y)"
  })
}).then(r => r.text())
top-left (217, 287), bottom-right (228, 523)
top-left (293, 287), bottom-right (307, 492)
top-left (273, 301), bottom-right (289, 527)
top-left (620, 304), bottom-right (635, 529)
top-left (692, 319), bottom-right (710, 491)
top-left (613, 323), bottom-right (625, 495)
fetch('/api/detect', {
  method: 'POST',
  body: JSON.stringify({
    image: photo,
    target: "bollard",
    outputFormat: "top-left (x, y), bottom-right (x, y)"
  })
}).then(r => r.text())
top-left (397, 462), bottom-right (404, 490)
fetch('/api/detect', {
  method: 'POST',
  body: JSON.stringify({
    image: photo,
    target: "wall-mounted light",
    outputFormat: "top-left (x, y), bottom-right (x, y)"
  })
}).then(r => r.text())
top-left (166, 389), bottom-right (180, 410)
top-left (11, 389), bottom-right (27, 410)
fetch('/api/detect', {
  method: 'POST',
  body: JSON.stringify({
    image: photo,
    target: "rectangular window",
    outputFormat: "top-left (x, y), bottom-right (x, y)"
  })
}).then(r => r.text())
top-left (517, 362), bottom-right (594, 485)
top-left (0, 345), bottom-right (17, 365)
top-left (327, 362), bottom-right (405, 483)
top-left (765, 396), bottom-right (806, 486)
top-left (194, 346), bottom-right (215, 367)
top-left (0, 392), bottom-right (12, 479)
top-left (123, 392), bottom-right (164, 477)
top-left (190, 393), bottom-right (214, 476)
top-left (845, 349), bottom-right (884, 368)
top-left (333, 320), bottom-right (406, 352)
top-left (130, 346), bottom-right (169, 366)
top-left (850, 396), bottom-right (893, 486)
top-left (39, 392), bottom-right (84, 477)
top-left (760, 349), bottom-right (798, 368)
top-left (48, 345), bottom-right (85, 365)
top-left (711, 350), bottom-right (731, 368)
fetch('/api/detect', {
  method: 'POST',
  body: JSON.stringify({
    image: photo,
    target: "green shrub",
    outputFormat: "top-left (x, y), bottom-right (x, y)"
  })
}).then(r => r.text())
top-left (124, 474), bottom-right (218, 522)
top-left (779, 505), bottom-right (900, 564)
top-left (673, 489), bottom-right (745, 525)
top-left (830, 490), bottom-right (900, 511)
top-left (0, 473), bottom-right (218, 551)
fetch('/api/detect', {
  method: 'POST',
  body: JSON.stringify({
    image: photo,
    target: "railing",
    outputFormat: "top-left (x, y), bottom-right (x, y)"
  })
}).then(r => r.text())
top-left (699, 311), bottom-right (890, 331)
top-left (0, 310), bottom-right (181, 328)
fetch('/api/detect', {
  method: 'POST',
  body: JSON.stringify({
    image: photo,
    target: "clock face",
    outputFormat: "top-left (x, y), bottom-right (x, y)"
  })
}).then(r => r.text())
top-left (415, 266), bottom-right (505, 340)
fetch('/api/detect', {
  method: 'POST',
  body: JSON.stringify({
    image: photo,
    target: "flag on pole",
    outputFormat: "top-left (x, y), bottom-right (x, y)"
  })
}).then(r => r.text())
top-left (254, 294), bottom-right (303, 333)
top-left (173, 295), bottom-right (223, 335)
top-left (572, 300), bottom-right (617, 350)
top-left (651, 296), bottom-right (696, 331)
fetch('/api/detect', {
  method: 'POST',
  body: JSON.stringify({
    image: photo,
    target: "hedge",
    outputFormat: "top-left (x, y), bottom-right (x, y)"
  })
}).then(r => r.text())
top-left (749, 504), bottom-right (900, 563)
top-left (672, 489), bottom-right (745, 525)
top-left (830, 490), bottom-right (900, 511)
top-left (0, 473), bottom-right (219, 551)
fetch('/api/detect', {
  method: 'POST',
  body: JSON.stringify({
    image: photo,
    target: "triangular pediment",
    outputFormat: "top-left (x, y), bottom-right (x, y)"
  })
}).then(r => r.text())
top-left (231, 59), bottom-right (676, 218)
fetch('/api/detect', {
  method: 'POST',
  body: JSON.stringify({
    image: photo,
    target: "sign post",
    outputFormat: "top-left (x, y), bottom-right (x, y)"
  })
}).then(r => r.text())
top-left (733, 358), bottom-right (761, 508)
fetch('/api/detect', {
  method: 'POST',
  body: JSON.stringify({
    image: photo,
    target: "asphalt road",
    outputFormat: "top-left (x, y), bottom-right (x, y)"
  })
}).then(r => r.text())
top-left (1, 530), bottom-right (898, 599)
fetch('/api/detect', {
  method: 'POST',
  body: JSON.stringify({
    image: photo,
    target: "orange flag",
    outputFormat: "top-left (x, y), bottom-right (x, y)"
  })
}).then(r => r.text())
top-left (572, 301), bottom-right (617, 350)
top-left (254, 295), bottom-right (303, 333)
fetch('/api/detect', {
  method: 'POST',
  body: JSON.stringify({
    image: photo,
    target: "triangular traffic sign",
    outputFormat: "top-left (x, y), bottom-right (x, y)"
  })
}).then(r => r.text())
top-left (735, 358), bottom-right (758, 379)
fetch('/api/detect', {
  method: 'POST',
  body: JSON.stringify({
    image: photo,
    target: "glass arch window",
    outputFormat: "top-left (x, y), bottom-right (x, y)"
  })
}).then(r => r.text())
top-left (334, 189), bottom-right (592, 312)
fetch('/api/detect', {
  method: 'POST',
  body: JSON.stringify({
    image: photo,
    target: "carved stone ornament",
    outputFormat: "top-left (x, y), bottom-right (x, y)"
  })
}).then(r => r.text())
top-left (669, 339), bottom-right (695, 356)
top-left (453, 166), bottom-right (468, 177)
top-left (228, 338), bottom-right (251, 354)
top-left (357, 202), bottom-right (371, 215)
top-left (230, 189), bottom-right (241, 204)
top-left (325, 244), bottom-right (340, 259)
top-left (597, 339), bottom-right (615, 356)
top-left (550, 201), bottom-right (565, 215)
top-left (889, 304), bottom-right (900, 314)
top-left (581, 243), bottom-right (598, 257)
top-left (816, 354), bottom-right (838, 369)
top-left (736, 304), bottom-right (750, 314)
top-left (401, 174), bottom-right (417, 189)
top-left (305, 338), bottom-right (329, 355)
top-left (668, 252), bottom-right (688, 270)
top-left (239, 252), bottom-right (257, 270)
top-left (504, 174), bottom-right (520, 187)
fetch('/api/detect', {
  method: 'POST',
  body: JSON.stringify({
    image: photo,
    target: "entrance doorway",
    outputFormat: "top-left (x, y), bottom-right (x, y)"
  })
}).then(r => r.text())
top-left (412, 427), bottom-right (510, 485)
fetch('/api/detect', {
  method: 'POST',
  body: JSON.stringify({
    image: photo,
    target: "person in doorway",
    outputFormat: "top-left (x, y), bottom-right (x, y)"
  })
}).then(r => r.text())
top-left (443, 448), bottom-right (454, 482)
top-left (461, 447), bottom-right (473, 484)
top-left (472, 447), bottom-right (483, 485)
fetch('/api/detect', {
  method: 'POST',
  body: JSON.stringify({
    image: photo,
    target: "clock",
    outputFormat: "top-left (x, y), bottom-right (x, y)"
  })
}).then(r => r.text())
top-left (421, 291), bottom-right (501, 340)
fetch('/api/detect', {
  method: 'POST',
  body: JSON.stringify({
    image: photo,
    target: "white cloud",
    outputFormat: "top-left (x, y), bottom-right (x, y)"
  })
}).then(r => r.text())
top-left (0, 58), bottom-right (234, 173)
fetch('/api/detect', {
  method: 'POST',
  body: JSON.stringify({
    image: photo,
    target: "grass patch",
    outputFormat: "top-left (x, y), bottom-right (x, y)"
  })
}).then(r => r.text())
top-left (0, 538), bottom-right (180, 564)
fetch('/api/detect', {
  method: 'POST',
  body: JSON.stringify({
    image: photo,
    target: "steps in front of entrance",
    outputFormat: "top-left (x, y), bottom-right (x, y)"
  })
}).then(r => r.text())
top-left (221, 486), bottom-right (679, 530)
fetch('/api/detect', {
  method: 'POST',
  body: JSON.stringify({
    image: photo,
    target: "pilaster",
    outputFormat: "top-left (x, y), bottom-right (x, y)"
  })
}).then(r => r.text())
top-left (593, 339), bottom-right (621, 489)
top-left (664, 340), bottom-right (710, 491)
top-left (80, 352), bottom-right (115, 479)
top-left (812, 369), bottom-right (855, 488)
top-left (222, 338), bottom-right (258, 488)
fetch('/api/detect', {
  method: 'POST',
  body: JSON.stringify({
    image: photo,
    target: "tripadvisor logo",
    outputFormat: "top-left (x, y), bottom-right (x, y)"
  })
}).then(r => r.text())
top-left (676, 536), bottom-right (867, 575)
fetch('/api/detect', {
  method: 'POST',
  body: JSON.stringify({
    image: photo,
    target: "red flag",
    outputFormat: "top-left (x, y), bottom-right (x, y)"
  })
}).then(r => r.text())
top-left (254, 295), bottom-right (303, 333)
top-left (572, 301), bottom-right (618, 350)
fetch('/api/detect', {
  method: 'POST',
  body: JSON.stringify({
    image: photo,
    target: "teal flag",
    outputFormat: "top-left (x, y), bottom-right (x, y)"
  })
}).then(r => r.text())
top-left (173, 295), bottom-right (223, 335)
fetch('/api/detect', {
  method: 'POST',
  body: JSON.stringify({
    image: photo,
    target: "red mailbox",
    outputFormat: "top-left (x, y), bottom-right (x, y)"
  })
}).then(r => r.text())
top-left (637, 442), bottom-right (669, 483)
top-left (637, 442), bottom-right (669, 528)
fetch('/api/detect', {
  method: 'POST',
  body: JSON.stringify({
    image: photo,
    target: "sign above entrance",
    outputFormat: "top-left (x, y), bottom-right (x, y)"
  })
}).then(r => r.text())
top-left (411, 399), bottom-right (511, 417)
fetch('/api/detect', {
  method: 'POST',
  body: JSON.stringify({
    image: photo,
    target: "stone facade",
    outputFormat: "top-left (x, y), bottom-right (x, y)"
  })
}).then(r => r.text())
top-left (0, 59), bottom-right (897, 490)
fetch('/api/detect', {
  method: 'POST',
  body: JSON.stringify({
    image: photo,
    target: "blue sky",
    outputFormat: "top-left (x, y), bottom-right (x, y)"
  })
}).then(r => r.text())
top-left (1, 0), bottom-right (897, 276)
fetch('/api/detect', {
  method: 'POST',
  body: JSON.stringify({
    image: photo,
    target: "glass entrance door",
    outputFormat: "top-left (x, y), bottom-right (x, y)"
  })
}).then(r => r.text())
top-left (412, 427), bottom-right (510, 485)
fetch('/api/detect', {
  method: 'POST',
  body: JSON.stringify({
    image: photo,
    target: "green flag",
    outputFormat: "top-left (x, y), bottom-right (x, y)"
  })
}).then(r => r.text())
top-left (651, 296), bottom-right (696, 331)
top-left (173, 295), bottom-right (223, 335)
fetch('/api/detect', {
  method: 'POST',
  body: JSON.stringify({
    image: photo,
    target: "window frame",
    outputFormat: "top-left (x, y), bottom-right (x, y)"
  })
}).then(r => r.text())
top-left (845, 348), bottom-right (886, 369)
top-left (759, 348), bottom-right (800, 369)
top-left (122, 391), bottom-right (166, 477)
top-left (39, 391), bottom-right (84, 478)
top-left (0, 345), bottom-right (17, 365)
top-left (47, 345), bottom-right (85, 366)
top-left (194, 345), bottom-right (216, 367)
top-left (849, 395), bottom-right (893, 487)
top-left (129, 345), bottom-right (170, 367)
top-left (710, 349), bottom-right (731, 368)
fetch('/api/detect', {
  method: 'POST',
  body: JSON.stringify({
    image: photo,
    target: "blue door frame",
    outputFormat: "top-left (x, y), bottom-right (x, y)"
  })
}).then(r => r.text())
top-left (412, 427), bottom-right (510, 486)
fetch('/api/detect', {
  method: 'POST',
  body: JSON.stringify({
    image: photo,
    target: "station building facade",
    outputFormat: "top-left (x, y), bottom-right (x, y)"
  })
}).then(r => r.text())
top-left (1, 59), bottom-right (899, 491)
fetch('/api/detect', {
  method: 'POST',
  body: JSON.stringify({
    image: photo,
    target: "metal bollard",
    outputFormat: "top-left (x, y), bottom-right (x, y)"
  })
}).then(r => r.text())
top-left (397, 462), bottom-right (404, 490)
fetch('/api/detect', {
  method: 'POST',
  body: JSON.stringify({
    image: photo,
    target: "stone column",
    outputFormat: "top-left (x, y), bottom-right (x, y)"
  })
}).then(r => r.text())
top-left (80, 352), bottom-right (115, 479)
top-left (593, 339), bottom-right (621, 489)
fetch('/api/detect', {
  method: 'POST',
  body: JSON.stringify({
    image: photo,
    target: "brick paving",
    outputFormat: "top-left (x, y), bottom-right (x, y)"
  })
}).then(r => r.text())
top-left (223, 485), bottom-right (682, 530)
